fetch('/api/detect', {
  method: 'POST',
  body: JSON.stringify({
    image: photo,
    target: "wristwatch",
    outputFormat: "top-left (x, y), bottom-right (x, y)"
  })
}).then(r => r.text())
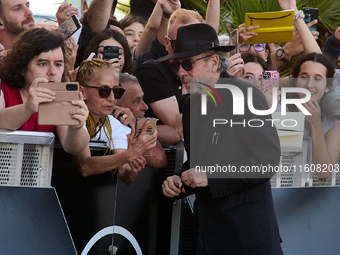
top-left (275, 47), bottom-right (290, 62)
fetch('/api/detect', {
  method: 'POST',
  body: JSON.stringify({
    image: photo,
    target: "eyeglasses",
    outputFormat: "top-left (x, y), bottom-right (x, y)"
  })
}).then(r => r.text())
top-left (170, 55), bottom-right (212, 73)
top-left (166, 36), bottom-right (176, 49)
top-left (82, 85), bottom-right (125, 99)
top-left (239, 43), bottom-right (266, 52)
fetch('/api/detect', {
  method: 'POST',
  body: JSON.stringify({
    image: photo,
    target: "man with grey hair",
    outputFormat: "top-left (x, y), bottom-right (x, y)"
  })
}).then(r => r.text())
top-left (115, 73), bottom-right (180, 169)
top-left (116, 73), bottom-right (180, 147)
top-left (161, 23), bottom-right (283, 255)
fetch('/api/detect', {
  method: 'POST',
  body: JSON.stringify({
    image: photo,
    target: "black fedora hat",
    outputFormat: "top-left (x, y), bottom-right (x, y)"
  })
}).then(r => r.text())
top-left (158, 23), bottom-right (235, 62)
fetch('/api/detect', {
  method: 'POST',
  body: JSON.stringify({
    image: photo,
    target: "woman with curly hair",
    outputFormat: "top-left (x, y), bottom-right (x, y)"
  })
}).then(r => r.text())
top-left (73, 59), bottom-right (157, 183)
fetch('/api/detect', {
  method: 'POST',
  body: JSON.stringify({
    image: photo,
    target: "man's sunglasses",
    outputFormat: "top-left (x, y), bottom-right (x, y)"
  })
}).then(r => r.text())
top-left (82, 85), bottom-right (125, 99)
top-left (166, 36), bottom-right (176, 49)
top-left (239, 43), bottom-right (266, 52)
top-left (170, 55), bottom-right (212, 74)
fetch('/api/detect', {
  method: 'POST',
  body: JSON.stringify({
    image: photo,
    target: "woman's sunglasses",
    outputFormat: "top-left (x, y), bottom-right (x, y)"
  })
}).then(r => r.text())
top-left (82, 85), bottom-right (125, 99)
top-left (239, 43), bottom-right (266, 52)
top-left (170, 55), bottom-right (212, 74)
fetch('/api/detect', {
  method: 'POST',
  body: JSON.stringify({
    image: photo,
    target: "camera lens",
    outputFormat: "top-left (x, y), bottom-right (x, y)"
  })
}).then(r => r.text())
top-left (304, 14), bottom-right (309, 20)
top-left (263, 72), bottom-right (271, 80)
top-left (66, 84), bottom-right (78, 91)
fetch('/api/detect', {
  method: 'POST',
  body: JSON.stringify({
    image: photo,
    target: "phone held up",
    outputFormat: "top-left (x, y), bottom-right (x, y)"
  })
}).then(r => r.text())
top-left (261, 71), bottom-right (279, 93)
top-left (303, 7), bottom-right (319, 32)
top-left (56, 14), bottom-right (81, 39)
top-left (103, 46), bottom-right (120, 61)
top-left (229, 29), bottom-right (239, 56)
top-left (38, 82), bottom-right (80, 126)
top-left (134, 117), bottom-right (158, 156)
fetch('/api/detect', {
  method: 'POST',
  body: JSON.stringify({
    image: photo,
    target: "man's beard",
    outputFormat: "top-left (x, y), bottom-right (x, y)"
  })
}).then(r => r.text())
top-left (3, 16), bottom-right (35, 35)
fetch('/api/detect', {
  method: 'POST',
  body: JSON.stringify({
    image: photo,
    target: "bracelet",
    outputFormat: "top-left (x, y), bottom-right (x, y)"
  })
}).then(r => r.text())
top-left (294, 10), bottom-right (304, 20)
top-left (163, 12), bottom-right (171, 19)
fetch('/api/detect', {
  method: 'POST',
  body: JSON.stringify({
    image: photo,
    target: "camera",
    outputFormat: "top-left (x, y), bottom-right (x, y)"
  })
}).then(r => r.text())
top-left (263, 71), bottom-right (272, 80)
top-left (66, 84), bottom-right (78, 91)
top-left (103, 46), bottom-right (120, 61)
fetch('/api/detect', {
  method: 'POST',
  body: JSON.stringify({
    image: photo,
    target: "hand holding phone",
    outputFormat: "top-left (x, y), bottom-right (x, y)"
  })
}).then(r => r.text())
top-left (229, 29), bottom-right (239, 55)
top-left (56, 14), bottom-right (81, 39)
top-left (134, 117), bottom-right (158, 156)
top-left (38, 82), bottom-right (80, 125)
top-left (103, 46), bottom-right (120, 61)
top-left (303, 7), bottom-right (319, 31)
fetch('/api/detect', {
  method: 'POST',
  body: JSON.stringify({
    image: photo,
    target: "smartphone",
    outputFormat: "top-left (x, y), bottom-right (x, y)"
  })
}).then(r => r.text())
top-left (38, 82), bottom-right (80, 126)
top-left (229, 29), bottom-right (239, 55)
top-left (303, 7), bottom-right (319, 32)
top-left (134, 117), bottom-right (158, 156)
top-left (103, 46), bottom-right (120, 61)
top-left (56, 14), bottom-right (81, 39)
top-left (262, 71), bottom-right (279, 93)
top-left (65, 0), bottom-right (82, 16)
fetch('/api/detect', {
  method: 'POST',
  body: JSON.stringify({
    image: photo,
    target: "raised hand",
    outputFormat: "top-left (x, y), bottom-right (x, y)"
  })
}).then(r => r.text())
top-left (158, 0), bottom-right (181, 15)
top-left (227, 53), bottom-right (245, 78)
top-left (126, 121), bottom-right (157, 158)
top-left (56, 3), bottom-right (79, 26)
top-left (238, 23), bottom-right (260, 45)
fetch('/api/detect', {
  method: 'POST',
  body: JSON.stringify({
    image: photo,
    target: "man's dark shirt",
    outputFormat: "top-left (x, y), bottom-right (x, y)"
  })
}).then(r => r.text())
top-left (133, 38), bottom-right (167, 72)
top-left (135, 59), bottom-right (184, 121)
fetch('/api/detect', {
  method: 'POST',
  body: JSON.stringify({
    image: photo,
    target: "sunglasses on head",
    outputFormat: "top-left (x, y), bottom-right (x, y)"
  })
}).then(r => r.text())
top-left (82, 85), bottom-right (125, 99)
top-left (239, 43), bottom-right (266, 52)
top-left (166, 36), bottom-right (176, 49)
top-left (170, 55), bottom-right (212, 74)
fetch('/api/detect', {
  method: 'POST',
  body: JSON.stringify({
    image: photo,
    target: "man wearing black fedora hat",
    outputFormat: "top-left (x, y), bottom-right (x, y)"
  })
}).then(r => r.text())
top-left (162, 23), bottom-right (283, 255)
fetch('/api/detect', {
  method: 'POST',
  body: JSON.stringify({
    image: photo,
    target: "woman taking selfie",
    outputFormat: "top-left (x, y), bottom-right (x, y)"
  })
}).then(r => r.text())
top-left (291, 53), bottom-right (340, 180)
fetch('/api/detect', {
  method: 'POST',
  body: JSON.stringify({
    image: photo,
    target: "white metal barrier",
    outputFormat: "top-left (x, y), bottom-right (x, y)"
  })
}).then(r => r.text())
top-left (271, 137), bottom-right (340, 188)
top-left (0, 130), bottom-right (54, 187)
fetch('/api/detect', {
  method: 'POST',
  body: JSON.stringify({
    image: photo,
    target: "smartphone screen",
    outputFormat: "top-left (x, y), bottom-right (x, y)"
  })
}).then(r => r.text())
top-left (229, 29), bottom-right (239, 55)
top-left (303, 7), bottom-right (319, 31)
top-left (56, 14), bottom-right (81, 39)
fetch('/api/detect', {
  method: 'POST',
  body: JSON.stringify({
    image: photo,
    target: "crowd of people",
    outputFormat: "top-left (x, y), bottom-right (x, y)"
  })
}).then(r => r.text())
top-left (1, 0), bottom-right (340, 254)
